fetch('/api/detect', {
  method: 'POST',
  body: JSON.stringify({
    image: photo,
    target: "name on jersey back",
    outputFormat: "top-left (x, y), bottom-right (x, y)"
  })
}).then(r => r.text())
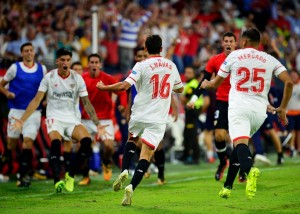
top-left (238, 53), bottom-right (266, 63)
top-left (149, 59), bottom-right (172, 71)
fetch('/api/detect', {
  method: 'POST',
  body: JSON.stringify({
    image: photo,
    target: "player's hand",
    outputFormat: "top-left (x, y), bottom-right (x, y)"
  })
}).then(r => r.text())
top-left (96, 124), bottom-right (111, 140)
top-left (118, 105), bottom-right (125, 114)
top-left (96, 81), bottom-right (106, 90)
top-left (186, 101), bottom-right (195, 109)
top-left (172, 110), bottom-right (178, 122)
top-left (275, 107), bottom-right (288, 126)
top-left (267, 104), bottom-right (276, 114)
top-left (6, 91), bottom-right (15, 99)
top-left (200, 80), bottom-right (209, 89)
top-left (11, 117), bottom-right (24, 132)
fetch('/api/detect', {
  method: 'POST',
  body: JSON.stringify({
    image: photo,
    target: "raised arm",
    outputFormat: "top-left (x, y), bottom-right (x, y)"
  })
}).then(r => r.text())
top-left (201, 75), bottom-right (225, 90)
top-left (96, 80), bottom-right (131, 92)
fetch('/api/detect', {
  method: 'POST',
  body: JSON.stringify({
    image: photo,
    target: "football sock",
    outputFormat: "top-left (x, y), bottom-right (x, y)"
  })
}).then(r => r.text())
top-left (50, 139), bottom-right (62, 184)
top-left (224, 147), bottom-right (239, 189)
top-left (69, 137), bottom-right (92, 178)
top-left (19, 149), bottom-right (32, 180)
top-left (215, 140), bottom-right (227, 165)
top-left (122, 142), bottom-right (136, 171)
top-left (63, 151), bottom-right (72, 173)
top-left (236, 144), bottom-right (253, 175)
top-left (154, 149), bottom-right (165, 180)
top-left (130, 159), bottom-right (150, 190)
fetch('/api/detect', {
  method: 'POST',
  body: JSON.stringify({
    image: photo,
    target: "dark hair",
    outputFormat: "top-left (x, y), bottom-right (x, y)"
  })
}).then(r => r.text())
top-left (134, 46), bottom-right (145, 56)
top-left (145, 35), bottom-right (162, 54)
top-left (20, 42), bottom-right (33, 52)
top-left (71, 61), bottom-right (82, 69)
top-left (56, 47), bottom-right (72, 59)
top-left (242, 28), bottom-right (260, 43)
top-left (88, 53), bottom-right (102, 62)
top-left (222, 32), bottom-right (236, 41)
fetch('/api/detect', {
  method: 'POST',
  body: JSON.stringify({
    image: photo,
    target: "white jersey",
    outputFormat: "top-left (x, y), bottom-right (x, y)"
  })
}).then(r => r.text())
top-left (218, 48), bottom-right (287, 113)
top-left (125, 56), bottom-right (183, 124)
top-left (38, 69), bottom-right (88, 123)
top-left (287, 82), bottom-right (300, 111)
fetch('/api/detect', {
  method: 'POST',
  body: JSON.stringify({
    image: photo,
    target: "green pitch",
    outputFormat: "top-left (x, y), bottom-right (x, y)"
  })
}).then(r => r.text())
top-left (0, 155), bottom-right (299, 214)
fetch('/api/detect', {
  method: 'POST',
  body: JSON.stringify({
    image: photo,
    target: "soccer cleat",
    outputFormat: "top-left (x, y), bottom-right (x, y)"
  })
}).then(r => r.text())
top-left (238, 172), bottom-right (247, 183)
top-left (277, 156), bottom-right (284, 165)
top-left (121, 184), bottom-right (133, 206)
top-left (219, 187), bottom-right (231, 199)
top-left (157, 178), bottom-right (166, 185)
top-left (254, 154), bottom-right (272, 165)
top-left (246, 167), bottom-right (260, 199)
top-left (64, 172), bottom-right (74, 192)
top-left (54, 181), bottom-right (65, 193)
top-left (113, 170), bottom-right (128, 192)
top-left (0, 174), bottom-right (9, 182)
top-left (78, 177), bottom-right (91, 186)
top-left (102, 164), bottom-right (112, 181)
top-left (16, 179), bottom-right (31, 187)
top-left (215, 163), bottom-right (227, 181)
top-left (32, 172), bottom-right (47, 180)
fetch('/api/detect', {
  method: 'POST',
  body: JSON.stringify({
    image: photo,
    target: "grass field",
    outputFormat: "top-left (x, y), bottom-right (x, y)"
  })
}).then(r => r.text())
top-left (0, 154), bottom-right (299, 214)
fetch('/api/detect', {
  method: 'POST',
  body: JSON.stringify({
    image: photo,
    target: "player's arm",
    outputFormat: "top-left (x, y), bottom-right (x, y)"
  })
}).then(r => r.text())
top-left (13, 91), bottom-right (46, 130)
top-left (275, 71), bottom-right (293, 125)
top-left (81, 96), bottom-right (100, 126)
top-left (96, 81), bottom-right (131, 92)
top-left (0, 79), bottom-right (15, 99)
top-left (187, 71), bottom-right (212, 108)
top-left (201, 75), bottom-right (225, 90)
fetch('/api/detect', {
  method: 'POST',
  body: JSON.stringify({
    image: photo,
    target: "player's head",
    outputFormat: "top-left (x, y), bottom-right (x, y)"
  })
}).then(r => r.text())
top-left (56, 47), bottom-right (72, 72)
top-left (88, 53), bottom-right (102, 76)
top-left (222, 32), bottom-right (237, 56)
top-left (71, 61), bottom-right (84, 75)
top-left (20, 42), bottom-right (35, 63)
top-left (145, 35), bottom-right (162, 55)
top-left (134, 46), bottom-right (148, 62)
top-left (240, 28), bottom-right (261, 48)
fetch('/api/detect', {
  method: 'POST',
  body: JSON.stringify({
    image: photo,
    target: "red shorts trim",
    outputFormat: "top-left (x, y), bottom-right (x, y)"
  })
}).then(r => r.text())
top-left (141, 138), bottom-right (155, 150)
top-left (233, 136), bottom-right (250, 142)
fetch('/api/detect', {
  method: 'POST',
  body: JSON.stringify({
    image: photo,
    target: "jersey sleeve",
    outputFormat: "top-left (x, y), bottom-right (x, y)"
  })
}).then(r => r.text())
top-left (173, 66), bottom-right (183, 90)
top-left (125, 62), bottom-right (141, 86)
top-left (217, 54), bottom-right (233, 78)
top-left (38, 74), bottom-right (49, 92)
top-left (273, 58), bottom-right (287, 77)
top-left (42, 65), bottom-right (48, 76)
top-left (3, 64), bottom-right (17, 82)
top-left (77, 75), bottom-right (88, 97)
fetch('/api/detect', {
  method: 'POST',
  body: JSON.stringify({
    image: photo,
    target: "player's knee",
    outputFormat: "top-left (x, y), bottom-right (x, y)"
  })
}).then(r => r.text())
top-left (215, 132), bottom-right (226, 143)
top-left (22, 138), bottom-right (34, 149)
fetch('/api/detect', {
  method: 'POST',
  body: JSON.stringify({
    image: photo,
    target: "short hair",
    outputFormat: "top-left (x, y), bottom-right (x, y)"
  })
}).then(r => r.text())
top-left (242, 28), bottom-right (261, 43)
top-left (20, 42), bottom-right (33, 52)
top-left (71, 61), bottom-right (83, 69)
top-left (134, 46), bottom-right (145, 56)
top-left (88, 53), bottom-right (102, 62)
top-left (56, 47), bottom-right (72, 59)
top-left (145, 35), bottom-right (162, 54)
top-left (222, 32), bottom-right (236, 41)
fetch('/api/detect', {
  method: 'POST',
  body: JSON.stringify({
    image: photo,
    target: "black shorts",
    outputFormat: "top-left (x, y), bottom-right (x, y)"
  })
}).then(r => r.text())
top-left (214, 100), bottom-right (228, 130)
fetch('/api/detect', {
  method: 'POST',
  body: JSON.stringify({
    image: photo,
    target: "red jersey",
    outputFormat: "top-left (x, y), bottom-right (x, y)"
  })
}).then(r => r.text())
top-left (81, 71), bottom-right (127, 120)
top-left (206, 52), bottom-right (230, 101)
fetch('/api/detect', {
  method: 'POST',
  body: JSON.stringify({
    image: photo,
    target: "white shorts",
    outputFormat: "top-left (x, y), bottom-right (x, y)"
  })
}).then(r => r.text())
top-left (81, 119), bottom-right (114, 141)
top-left (45, 118), bottom-right (81, 140)
top-left (228, 108), bottom-right (267, 142)
top-left (8, 109), bottom-right (41, 140)
top-left (128, 120), bottom-right (166, 150)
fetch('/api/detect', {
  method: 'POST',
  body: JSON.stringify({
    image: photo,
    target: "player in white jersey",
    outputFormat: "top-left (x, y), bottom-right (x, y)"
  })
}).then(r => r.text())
top-left (13, 48), bottom-right (108, 193)
top-left (201, 28), bottom-right (293, 199)
top-left (96, 35), bottom-right (183, 206)
top-left (0, 42), bottom-right (47, 187)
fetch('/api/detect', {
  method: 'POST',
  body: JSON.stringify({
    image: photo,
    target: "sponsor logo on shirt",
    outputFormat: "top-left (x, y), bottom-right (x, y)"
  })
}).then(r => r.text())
top-left (223, 61), bottom-right (227, 65)
top-left (53, 91), bottom-right (73, 99)
top-left (132, 70), bottom-right (137, 75)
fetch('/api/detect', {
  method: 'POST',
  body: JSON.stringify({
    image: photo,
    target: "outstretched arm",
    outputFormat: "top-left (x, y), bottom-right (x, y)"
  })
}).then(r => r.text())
top-left (201, 75), bottom-right (225, 90)
top-left (96, 80), bottom-right (131, 92)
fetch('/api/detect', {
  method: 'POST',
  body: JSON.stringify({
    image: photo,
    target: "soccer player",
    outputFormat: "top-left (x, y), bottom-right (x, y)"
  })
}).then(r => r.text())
top-left (80, 53), bottom-right (127, 183)
top-left (201, 28), bottom-right (293, 199)
top-left (0, 42), bottom-right (47, 187)
top-left (71, 61), bottom-right (84, 75)
top-left (187, 32), bottom-right (237, 180)
top-left (96, 35), bottom-right (183, 206)
top-left (12, 48), bottom-right (108, 193)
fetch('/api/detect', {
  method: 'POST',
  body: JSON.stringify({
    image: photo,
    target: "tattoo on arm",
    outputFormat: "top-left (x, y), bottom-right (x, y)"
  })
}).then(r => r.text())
top-left (81, 96), bottom-right (99, 126)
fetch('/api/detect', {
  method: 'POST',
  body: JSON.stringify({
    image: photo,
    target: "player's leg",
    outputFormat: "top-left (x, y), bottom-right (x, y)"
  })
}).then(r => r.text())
top-left (155, 142), bottom-right (166, 184)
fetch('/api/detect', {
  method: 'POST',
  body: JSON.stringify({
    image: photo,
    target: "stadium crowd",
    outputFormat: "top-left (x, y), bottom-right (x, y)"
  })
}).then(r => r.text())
top-left (0, 0), bottom-right (299, 192)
